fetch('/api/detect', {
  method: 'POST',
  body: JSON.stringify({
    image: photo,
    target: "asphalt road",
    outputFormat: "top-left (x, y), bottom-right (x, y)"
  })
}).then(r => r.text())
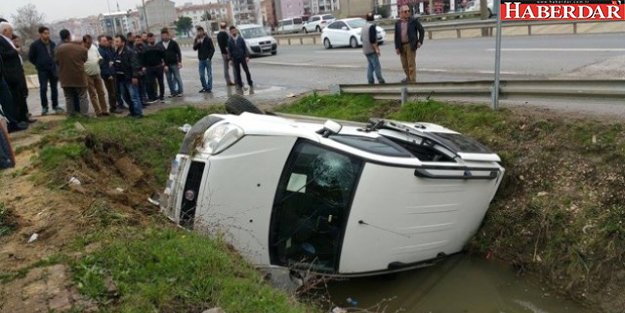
top-left (23, 32), bottom-right (625, 117)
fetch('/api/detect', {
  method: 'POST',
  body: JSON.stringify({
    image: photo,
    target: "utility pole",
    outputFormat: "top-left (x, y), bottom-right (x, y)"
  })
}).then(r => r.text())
top-left (492, 0), bottom-right (502, 110)
top-left (141, 0), bottom-right (149, 32)
top-left (480, 0), bottom-right (489, 36)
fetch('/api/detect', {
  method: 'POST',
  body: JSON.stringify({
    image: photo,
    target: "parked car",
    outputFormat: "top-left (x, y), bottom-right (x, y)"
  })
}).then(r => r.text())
top-left (160, 96), bottom-right (505, 277)
top-left (322, 18), bottom-right (386, 49)
top-left (302, 14), bottom-right (336, 33)
top-left (465, 0), bottom-right (494, 17)
top-left (275, 17), bottom-right (304, 34)
top-left (238, 24), bottom-right (278, 56)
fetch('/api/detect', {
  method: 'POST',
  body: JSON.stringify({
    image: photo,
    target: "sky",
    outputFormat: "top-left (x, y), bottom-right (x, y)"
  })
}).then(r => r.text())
top-left (0, 0), bottom-right (216, 23)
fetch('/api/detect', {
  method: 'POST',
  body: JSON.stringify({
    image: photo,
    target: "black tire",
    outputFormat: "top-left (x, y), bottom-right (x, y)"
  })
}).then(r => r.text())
top-left (350, 36), bottom-right (358, 48)
top-left (303, 28), bottom-right (308, 34)
top-left (179, 116), bottom-right (223, 155)
top-left (323, 38), bottom-right (332, 49)
top-left (225, 94), bottom-right (264, 115)
top-left (316, 26), bottom-right (321, 32)
top-left (271, 50), bottom-right (277, 55)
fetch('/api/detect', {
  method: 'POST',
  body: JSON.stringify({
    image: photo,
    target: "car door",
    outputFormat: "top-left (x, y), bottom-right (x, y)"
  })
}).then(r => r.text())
top-left (331, 21), bottom-right (348, 46)
top-left (269, 140), bottom-right (364, 274)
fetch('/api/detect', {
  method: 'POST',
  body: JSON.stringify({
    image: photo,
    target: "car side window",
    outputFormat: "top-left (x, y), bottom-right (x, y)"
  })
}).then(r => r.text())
top-left (334, 22), bottom-right (346, 29)
top-left (313, 16), bottom-right (320, 22)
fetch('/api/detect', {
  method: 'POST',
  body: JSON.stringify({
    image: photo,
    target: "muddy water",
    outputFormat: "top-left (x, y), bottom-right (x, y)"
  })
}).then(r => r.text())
top-left (328, 255), bottom-right (590, 313)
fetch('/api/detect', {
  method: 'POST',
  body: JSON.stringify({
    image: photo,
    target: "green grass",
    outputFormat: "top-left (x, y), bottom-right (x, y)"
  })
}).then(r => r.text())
top-left (72, 227), bottom-right (311, 313)
top-left (22, 61), bottom-right (37, 76)
top-left (278, 93), bottom-right (625, 308)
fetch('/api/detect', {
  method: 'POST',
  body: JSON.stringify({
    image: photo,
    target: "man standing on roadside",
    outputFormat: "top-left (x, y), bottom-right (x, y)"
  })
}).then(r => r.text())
top-left (98, 35), bottom-right (121, 113)
top-left (29, 26), bottom-right (62, 115)
top-left (0, 22), bottom-right (32, 124)
top-left (228, 26), bottom-right (253, 91)
top-left (55, 29), bottom-right (89, 116)
top-left (193, 26), bottom-right (215, 93)
top-left (394, 5), bottom-right (425, 83)
top-left (158, 28), bottom-right (183, 97)
top-left (143, 33), bottom-right (166, 104)
top-left (83, 35), bottom-right (108, 116)
top-left (113, 34), bottom-right (143, 118)
top-left (362, 12), bottom-right (385, 85)
top-left (216, 22), bottom-right (234, 86)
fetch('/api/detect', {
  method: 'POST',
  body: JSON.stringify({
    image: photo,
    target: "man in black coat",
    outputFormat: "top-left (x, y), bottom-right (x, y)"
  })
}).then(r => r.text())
top-left (0, 22), bottom-right (32, 124)
top-left (216, 22), bottom-right (234, 86)
top-left (29, 26), bottom-right (62, 115)
top-left (394, 5), bottom-right (425, 83)
top-left (158, 28), bottom-right (184, 97)
top-left (142, 32), bottom-right (166, 103)
top-left (193, 26), bottom-right (215, 93)
top-left (227, 26), bottom-right (253, 90)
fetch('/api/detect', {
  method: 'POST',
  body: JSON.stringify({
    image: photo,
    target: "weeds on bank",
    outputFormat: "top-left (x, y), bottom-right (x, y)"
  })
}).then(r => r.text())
top-left (0, 202), bottom-right (16, 237)
top-left (72, 227), bottom-right (310, 313)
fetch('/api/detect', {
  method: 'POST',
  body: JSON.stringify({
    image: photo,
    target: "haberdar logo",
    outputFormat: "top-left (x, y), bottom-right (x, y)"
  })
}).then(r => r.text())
top-left (501, 0), bottom-right (625, 20)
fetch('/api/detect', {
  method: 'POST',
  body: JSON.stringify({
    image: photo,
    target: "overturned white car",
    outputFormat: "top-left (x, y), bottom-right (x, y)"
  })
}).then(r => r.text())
top-left (161, 97), bottom-right (504, 277)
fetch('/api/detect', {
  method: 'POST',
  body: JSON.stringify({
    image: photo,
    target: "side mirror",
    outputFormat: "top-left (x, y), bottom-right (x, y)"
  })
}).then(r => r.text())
top-left (316, 120), bottom-right (342, 138)
top-left (341, 26), bottom-right (348, 30)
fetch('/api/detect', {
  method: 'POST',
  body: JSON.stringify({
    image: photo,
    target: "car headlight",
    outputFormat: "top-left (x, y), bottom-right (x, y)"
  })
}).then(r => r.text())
top-left (200, 122), bottom-right (244, 155)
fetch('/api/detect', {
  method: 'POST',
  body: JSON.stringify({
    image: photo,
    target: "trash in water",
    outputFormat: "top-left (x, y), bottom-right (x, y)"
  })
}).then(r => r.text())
top-left (178, 124), bottom-right (192, 133)
top-left (115, 187), bottom-right (124, 193)
top-left (28, 233), bottom-right (39, 243)
top-left (69, 177), bottom-right (81, 185)
top-left (346, 297), bottom-right (358, 307)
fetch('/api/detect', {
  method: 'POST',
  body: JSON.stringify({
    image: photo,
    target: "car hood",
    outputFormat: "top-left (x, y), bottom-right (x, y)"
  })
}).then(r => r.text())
top-left (243, 36), bottom-right (276, 45)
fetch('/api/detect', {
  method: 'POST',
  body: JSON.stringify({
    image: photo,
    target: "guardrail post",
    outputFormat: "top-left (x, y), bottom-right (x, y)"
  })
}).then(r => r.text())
top-left (428, 31), bottom-right (433, 40)
top-left (401, 87), bottom-right (408, 106)
top-left (313, 37), bottom-right (316, 45)
top-left (299, 37), bottom-right (303, 45)
top-left (573, 22), bottom-right (577, 34)
top-left (528, 25), bottom-right (532, 36)
top-left (456, 29), bottom-right (461, 38)
top-left (288, 38), bottom-right (291, 45)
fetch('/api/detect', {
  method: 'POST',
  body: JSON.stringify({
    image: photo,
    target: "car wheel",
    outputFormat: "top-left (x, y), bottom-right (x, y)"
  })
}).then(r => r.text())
top-left (350, 36), bottom-right (358, 48)
top-left (316, 26), bottom-right (321, 32)
top-left (303, 27), bottom-right (308, 34)
top-left (179, 116), bottom-right (223, 155)
top-left (323, 38), bottom-right (332, 49)
top-left (271, 50), bottom-right (277, 55)
top-left (225, 94), bottom-right (264, 115)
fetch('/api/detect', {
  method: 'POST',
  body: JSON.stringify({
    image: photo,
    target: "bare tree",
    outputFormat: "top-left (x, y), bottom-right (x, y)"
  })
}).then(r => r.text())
top-left (11, 4), bottom-right (46, 43)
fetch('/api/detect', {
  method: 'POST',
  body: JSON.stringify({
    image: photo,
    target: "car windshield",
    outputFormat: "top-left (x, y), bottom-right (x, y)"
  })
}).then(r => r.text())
top-left (346, 19), bottom-right (366, 29)
top-left (330, 135), bottom-right (412, 157)
top-left (240, 27), bottom-right (268, 39)
top-left (293, 18), bottom-right (303, 24)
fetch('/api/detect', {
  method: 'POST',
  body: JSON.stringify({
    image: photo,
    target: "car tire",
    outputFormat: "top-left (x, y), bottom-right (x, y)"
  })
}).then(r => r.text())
top-left (324, 38), bottom-right (332, 49)
top-left (179, 116), bottom-right (223, 155)
top-left (316, 26), bottom-right (321, 32)
top-left (303, 28), bottom-right (308, 34)
top-left (350, 36), bottom-right (358, 48)
top-left (271, 50), bottom-right (277, 55)
top-left (225, 94), bottom-right (264, 115)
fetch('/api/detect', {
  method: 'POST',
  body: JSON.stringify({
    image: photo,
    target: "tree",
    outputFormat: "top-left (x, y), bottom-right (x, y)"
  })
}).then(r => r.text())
top-left (201, 11), bottom-right (212, 22)
top-left (376, 5), bottom-right (391, 18)
top-left (11, 4), bottom-right (46, 42)
top-left (175, 16), bottom-right (193, 37)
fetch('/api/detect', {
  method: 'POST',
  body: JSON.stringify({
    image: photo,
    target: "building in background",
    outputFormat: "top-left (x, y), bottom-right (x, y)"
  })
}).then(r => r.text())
top-left (231, 0), bottom-right (262, 24)
top-left (51, 15), bottom-right (103, 39)
top-left (176, 2), bottom-right (234, 32)
top-left (99, 11), bottom-right (140, 36)
top-left (309, 0), bottom-right (341, 14)
top-left (261, 0), bottom-right (278, 27)
top-left (274, 0), bottom-right (310, 20)
top-left (139, 0), bottom-right (177, 33)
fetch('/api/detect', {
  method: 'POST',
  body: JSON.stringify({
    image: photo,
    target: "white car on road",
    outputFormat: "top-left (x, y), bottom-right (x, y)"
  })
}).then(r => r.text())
top-left (161, 96), bottom-right (504, 277)
top-left (322, 18), bottom-right (386, 49)
top-left (238, 24), bottom-right (278, 56)
top-left (302, 14), bottom-right (336, 33)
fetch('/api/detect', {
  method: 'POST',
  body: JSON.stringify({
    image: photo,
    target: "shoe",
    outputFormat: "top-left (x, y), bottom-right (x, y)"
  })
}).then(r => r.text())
top-left (159, 99), bottom-right (165, 103)
top-left (167, 94), bottom-right (176, 98)
top-left (27, 118), bottom-right (37, 123)
top-left (198, 89), bottom-right (206, 93)
top-left (204, 89), bottom-right (212, 93)
top-left (227, 81), bottom-right (236, 86)
top-left (53, 107), bottom-right (65, 114)
top-left (146, 99), bottom-right (158, 104)
top-left (8, 121), bottom-right (29, 133)
top-left (41, 108), bottom-right (49, 116)
top-left (175, 93), bottom-right (183, 97)
top-left (110, 108), bottom-right (122, 114)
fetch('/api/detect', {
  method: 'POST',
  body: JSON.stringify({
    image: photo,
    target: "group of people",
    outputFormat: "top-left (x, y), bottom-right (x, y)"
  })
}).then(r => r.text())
top-left (360, 5), bottom-right (425, 85)
top-left (0, 18), bottom-right (256, 134)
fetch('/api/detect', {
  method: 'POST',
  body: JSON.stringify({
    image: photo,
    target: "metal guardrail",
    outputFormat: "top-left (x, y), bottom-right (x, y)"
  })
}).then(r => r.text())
top-left (339, 80), bottom-right (625, 101)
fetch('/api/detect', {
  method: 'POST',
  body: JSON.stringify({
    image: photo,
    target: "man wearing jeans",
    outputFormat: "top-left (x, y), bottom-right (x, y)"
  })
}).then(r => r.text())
top-left (192, 26), bottom-right (215, 93)
top-left (227, 26), bottom-right (253, 91)
top-left (394, 5), bottom-right (425, 83)
top-left (361, 12), bottom-right (385, 84)
top-left (216, 22), bottom-right (234, 86)
top-left (158, 28), bottom-right (183, 97)
top-left (29, 26), bottom-right (62, 115)
top-left (113, 34), bottom-right (142, 118)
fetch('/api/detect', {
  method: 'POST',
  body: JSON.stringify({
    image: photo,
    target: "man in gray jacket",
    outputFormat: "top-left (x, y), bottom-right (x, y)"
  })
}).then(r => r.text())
top-left (361, 12), bottom-right (385, 84)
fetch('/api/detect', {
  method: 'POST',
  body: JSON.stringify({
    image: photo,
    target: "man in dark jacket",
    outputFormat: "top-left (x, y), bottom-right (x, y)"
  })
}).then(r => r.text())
top-left (227, 26), bottom-right (253, 90)
top-left (29, 26), bottom-right (62, 115)
top-left (113, 34), bottom-right (143, 118)
top-left (158, 28), bottom-right (183, 97)
top-left (98, 35), bottom-right (121, 113)
top-left (394, 5), bottom-right (425, 83)
top-left (142, 33), bottom-right (166, 103)
top-left (216, 22), bottom-right (234, 86)
top-left (193, 26), bottom-right (215, 93)
top-left (0, 22), bottom-right (32, 123)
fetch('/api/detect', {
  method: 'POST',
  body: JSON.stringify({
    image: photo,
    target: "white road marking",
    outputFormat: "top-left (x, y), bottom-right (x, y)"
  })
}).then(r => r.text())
top-left (486, 48), bottom-right (625, 52)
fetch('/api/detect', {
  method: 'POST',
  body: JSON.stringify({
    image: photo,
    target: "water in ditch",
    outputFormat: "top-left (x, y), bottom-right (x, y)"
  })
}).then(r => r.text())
top-left (326, 254), bottom-right (590, 313)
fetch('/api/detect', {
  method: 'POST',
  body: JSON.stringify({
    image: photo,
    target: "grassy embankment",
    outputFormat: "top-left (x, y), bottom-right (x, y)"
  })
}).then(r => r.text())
top-left (278, 94), bottom-right (625, 312)
top-left (2, 106), bottom-right (313, 313)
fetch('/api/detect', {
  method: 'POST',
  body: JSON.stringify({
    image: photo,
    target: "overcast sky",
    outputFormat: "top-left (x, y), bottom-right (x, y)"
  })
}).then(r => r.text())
top-left (0, 0), bottom-right (214, 23)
